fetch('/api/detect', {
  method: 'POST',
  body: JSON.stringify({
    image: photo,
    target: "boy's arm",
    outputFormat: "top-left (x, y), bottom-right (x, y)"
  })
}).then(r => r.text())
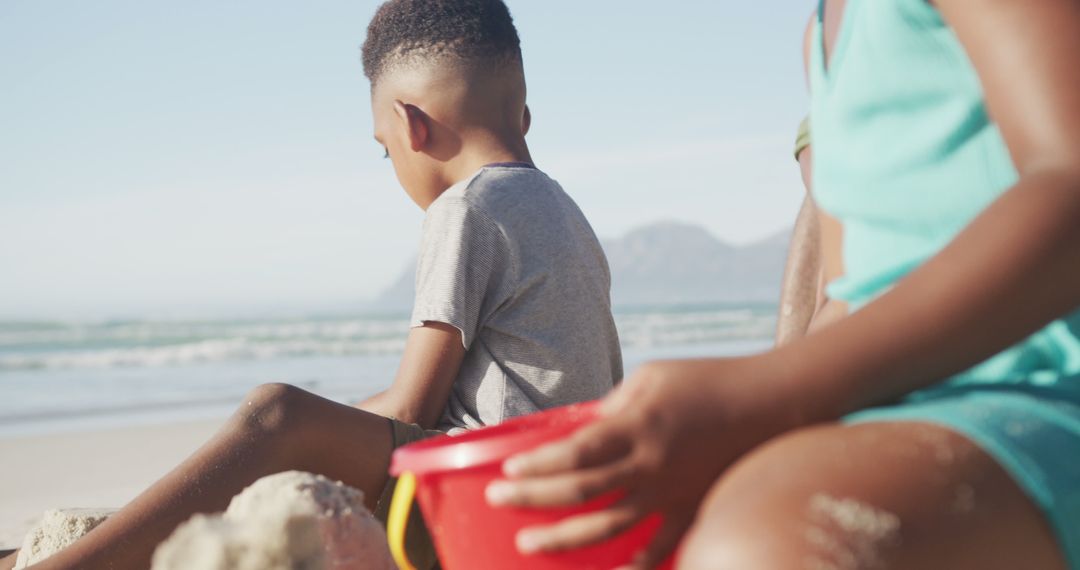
top-left (363, 194), bottom-right (506, 429)
top-left (357, 321), bottom-right (465, 429)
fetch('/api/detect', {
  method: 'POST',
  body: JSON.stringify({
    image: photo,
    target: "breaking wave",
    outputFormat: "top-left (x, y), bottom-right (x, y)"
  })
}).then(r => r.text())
top-left (0, 305), bottom-right (776, 372)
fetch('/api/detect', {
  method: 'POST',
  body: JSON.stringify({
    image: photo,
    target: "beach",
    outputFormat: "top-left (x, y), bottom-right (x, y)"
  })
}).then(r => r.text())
top-left (0, 306), bottom-right (775, 553)
top-left (0, 419), bottom-right (225, 549)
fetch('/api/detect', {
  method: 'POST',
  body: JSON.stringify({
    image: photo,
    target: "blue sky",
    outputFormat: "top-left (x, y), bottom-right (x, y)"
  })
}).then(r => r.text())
top-left (0, 1), bottom-right (815, 319)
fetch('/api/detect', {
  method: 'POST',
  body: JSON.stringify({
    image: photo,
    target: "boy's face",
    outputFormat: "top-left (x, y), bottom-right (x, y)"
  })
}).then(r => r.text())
top-left (371, 78), bottom-right (443, 210)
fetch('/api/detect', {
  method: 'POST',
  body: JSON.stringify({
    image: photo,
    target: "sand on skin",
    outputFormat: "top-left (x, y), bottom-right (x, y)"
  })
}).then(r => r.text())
top-left (0, 419), bottom-right (224, 548)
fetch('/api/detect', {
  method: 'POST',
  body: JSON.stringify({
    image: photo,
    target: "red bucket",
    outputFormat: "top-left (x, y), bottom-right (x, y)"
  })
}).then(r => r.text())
top-left (387, 401), bottom-right (674, 570)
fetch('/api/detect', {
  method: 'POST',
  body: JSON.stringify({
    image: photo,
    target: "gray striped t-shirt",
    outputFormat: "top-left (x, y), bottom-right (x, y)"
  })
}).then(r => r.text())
top-left (411, 165), bottom-right (622, 431)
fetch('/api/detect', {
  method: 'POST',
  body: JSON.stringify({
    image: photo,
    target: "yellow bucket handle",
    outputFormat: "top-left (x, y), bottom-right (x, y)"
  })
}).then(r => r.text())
top-left (387, 471), bottom-right (418, 570)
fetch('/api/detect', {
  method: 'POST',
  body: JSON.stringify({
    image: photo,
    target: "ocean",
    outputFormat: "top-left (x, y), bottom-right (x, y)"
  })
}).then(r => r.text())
top-left (0, 304), bottom-right (777, 437)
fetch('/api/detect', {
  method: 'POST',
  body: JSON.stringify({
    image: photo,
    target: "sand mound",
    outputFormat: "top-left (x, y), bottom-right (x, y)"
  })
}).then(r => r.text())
top-left (13, 508), bottom-right (115, 569)
top-left (151, 471), bottom-right (395, 570)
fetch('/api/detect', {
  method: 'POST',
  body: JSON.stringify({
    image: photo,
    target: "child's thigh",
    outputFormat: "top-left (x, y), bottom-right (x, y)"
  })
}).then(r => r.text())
top-left (677, 422), bottom-right (1066, 570)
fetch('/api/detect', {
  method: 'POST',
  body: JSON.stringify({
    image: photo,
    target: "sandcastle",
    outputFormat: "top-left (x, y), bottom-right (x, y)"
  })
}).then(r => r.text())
top-left (152, 471), bottom-right (396, 570)
top-left (13, 508), bottom-right (117, 569)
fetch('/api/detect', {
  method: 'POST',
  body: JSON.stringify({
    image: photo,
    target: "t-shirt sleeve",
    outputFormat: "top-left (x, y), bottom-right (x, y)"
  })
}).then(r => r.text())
top-left (410, 196), bottom-right (512, 349)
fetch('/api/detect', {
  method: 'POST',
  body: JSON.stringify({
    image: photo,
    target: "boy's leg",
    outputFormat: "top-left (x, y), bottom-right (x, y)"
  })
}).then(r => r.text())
top-left (0, 550), bottom-right (15, 570)
top-left (677, 421), bottom-right (1066, 570)
top-left (32, 383), bottom-right (396, 570)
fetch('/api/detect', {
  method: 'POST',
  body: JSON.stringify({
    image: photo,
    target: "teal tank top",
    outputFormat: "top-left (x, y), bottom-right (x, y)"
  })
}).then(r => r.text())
top-left (808, 0), bottom-right (1080, 392)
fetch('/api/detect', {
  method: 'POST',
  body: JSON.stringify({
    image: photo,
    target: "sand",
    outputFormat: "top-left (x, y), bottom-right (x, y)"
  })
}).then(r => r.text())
top-left (0, 419), bottom-right (224, 549)
top-left (12, 508), bottom-right (115, 569)
top-left (152, 471), bottom-right (395, 570)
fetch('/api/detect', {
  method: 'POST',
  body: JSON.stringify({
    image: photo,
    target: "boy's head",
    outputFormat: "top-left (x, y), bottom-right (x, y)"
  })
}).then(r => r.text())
top-left (362, 0), bottom-right (531, 208)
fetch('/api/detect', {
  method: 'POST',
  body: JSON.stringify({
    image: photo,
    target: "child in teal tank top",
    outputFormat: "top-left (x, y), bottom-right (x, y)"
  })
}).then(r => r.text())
top-left (808, 0), bottom-right (1080, 566)
top-left (486, 0), bottom-right (1080, 568)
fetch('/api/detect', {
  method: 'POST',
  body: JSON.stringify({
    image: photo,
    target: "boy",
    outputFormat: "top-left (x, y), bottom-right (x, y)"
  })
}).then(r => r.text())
top-left (6, 1), bottom-right (621, 568)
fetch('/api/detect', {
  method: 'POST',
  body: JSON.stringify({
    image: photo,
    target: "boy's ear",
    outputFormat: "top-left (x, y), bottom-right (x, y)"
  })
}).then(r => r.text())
top-left (522, 104), bottom-right (532, 136)
top-left (393, 100), bottom-right (429, 152)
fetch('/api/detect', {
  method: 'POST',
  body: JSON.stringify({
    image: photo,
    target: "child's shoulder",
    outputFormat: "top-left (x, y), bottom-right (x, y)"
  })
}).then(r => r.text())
top-left (432, 165), bottom-right (561, 222)
top-left (461, 165), bottom-right (551, 198)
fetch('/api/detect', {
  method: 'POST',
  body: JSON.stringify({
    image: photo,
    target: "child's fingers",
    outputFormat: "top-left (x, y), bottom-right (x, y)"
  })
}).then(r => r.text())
top-left (513, 501), bottom-right (646, 554)
top-left (486, 459), bottom-right (637, 508)
top-left (502, 418), bottom-right (632, 478)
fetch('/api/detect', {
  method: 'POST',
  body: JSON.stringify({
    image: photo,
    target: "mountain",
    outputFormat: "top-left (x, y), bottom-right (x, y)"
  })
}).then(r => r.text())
top-left (369, 221), bottom-right (791, 312)
top-left (368, 257), bottom-right (418, 314)
top-left (603, 222), bottom-right (790, 307)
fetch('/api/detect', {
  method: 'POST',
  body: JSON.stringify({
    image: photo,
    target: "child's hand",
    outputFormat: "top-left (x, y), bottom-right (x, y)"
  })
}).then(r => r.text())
top-left (485, 356), bottom-right (799, 569)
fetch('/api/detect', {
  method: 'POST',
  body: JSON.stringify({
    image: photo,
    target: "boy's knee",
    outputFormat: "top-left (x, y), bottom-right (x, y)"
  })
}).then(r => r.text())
top-left (235, 383), bottom-right (311, 436)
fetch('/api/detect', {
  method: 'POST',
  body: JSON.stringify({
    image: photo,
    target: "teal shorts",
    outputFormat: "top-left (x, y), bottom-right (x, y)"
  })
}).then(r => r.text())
top-left (846, 386), bottom-right (1080, 568)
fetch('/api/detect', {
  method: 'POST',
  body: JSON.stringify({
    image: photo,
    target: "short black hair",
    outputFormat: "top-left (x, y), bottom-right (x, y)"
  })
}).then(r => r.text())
top-left (362, 0), bottom-right (522, 84)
